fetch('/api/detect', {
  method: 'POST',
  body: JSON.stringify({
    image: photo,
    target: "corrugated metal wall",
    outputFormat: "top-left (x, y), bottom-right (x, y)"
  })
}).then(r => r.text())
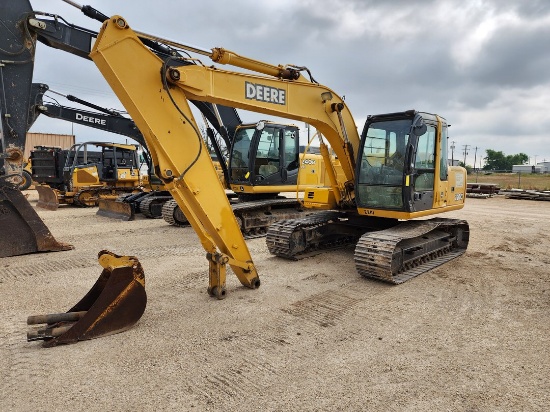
top-left (24, 133), bottom-right (75, 159)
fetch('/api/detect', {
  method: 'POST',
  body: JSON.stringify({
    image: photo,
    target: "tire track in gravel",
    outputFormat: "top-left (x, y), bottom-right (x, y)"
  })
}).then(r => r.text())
top-left (280, 280), bottom-right (388, 328)
top-left (188, 282), bottom-right (390, 405)
top-left (194, 332), bottom-right (293, 404)
top-left (0, 316), bottom-right (56, 410)
top-left (1, 256), bottom-right (97, 281)
top-left (128, 244), bottom-right (205, 259)
top-left (0, 244), bottom-right (206, 282)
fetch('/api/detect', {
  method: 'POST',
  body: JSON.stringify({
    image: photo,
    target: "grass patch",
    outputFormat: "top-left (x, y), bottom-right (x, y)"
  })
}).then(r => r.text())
top-left (468, 172), bottom-right (550, 191)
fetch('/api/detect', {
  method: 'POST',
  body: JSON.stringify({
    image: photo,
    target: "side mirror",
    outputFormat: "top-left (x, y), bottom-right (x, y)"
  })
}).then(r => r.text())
top-left (412, 117), bottom-right (427, 136)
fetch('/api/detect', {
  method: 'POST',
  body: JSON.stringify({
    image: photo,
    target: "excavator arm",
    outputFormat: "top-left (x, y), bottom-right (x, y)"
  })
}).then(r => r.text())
top-left (162, 47), bottom-right (361, 195)
top-left (90, 17), bottom-right (262, 296)
top-left (31, 84), bottom-right (145, 144)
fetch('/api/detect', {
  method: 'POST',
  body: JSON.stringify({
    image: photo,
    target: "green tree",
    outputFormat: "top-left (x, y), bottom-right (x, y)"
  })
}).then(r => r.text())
top-left (483, 149), bottom-right (528, 171)
top-left (458, 161), bottom-right (472, 174)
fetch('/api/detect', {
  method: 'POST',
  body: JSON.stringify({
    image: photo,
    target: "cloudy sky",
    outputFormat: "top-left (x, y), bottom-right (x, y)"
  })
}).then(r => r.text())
top-left (29, 0), bottom-right (550, 166)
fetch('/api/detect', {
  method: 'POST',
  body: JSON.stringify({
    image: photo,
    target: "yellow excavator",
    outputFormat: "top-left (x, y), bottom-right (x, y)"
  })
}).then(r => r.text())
top-left (3, 2), bottom-right (468, 346)
top-left (85, 13), bottom-right (468, 288)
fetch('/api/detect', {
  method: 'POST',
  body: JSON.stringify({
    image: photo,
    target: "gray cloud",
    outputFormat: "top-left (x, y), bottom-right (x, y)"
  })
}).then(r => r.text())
top-left (29, 0), bottom-right (550, 164)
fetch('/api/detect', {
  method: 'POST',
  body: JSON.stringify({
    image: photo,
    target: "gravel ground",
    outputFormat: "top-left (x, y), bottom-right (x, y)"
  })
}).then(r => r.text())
top-left (1, 192), bottom-right (549, 411)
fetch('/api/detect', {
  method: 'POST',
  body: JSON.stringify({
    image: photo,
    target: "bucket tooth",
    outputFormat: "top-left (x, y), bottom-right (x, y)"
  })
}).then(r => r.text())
top-left (27, 250), bottom-right (147, 347)
top-left (0, 184), bottom-right (72, 257)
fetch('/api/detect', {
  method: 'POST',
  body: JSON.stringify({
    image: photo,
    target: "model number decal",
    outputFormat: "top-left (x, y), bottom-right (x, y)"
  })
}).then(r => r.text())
top-left (302, 159), bottom-right (316, 165)
top-left (455, 193), bottom-right (464, 201)
top-left (245, 81), bottom-right (286, 105)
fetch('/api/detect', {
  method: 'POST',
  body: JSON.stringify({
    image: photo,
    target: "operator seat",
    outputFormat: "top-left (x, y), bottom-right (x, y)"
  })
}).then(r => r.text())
top-left (259, 164), bottom-right (278, 176)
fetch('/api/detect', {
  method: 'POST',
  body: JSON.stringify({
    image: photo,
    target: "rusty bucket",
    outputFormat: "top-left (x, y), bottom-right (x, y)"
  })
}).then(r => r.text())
top-left (0, 184), bottom-right (72, 257)
top-left (27, 250), bottom-right (147, 347)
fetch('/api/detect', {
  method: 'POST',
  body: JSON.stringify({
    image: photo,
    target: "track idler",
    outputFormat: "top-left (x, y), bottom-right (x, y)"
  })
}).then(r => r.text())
top-left (27, 250), bottom-right (147, 347)
top-left (0, 184), bottom-right (72, 257)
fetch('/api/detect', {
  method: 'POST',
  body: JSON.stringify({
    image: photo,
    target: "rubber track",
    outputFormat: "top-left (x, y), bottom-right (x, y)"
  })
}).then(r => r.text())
top-left (354, 218), bottom-right (469, 284)
top-left (139, 196), bottom-right (171, 218)
top-left (161, 199), bottom-right (188, 227)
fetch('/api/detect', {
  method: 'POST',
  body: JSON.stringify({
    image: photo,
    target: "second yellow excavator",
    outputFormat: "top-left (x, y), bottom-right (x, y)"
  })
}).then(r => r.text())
top-left (161, 119), bottom-right (345, 239)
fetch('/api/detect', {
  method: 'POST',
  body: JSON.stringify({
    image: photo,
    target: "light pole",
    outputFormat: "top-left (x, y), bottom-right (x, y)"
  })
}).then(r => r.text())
top-left (450, 141), bottom-right (455, 165)
top-left (462, 144), bottom-right (470, 166)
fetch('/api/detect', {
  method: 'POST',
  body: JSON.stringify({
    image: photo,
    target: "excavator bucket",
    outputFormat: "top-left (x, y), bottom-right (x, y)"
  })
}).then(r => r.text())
top-left (27, 250), bottom-right (146, 347)
top-left (0, 185), bottom-right (73, 258)
top-left (96, 198), bottom-right (136, 221)
top-left (35, 185), bottom-right (60, 210)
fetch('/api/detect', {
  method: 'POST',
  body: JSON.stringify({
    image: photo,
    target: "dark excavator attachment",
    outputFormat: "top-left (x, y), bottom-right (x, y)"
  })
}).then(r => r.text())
top-left (0, 185), bottom-right (73, 257)
top-left (27, 250), bottom-right (146, 347)
top-left (35, 185), bottom-right (61, 210)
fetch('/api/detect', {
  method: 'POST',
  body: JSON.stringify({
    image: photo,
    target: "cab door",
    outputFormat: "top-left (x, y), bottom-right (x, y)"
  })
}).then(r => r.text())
top-left (252, 125), bottom-right (299, 186)
top-left (404, 123), bottom-right (436, 212)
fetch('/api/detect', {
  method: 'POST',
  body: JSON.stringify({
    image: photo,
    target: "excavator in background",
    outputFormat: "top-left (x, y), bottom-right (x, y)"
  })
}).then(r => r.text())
top-left (161, 120), bottom-right (345, 239)
top-left (228, 122), bottom-right (344, 199)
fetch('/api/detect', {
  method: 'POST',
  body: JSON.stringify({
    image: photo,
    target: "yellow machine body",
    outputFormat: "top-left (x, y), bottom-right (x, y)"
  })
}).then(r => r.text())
top-left (86, 15), bottom-right (467, 292)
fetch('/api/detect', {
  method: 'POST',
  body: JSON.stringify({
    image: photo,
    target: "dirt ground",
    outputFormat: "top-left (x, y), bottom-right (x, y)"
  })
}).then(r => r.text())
top-left (1, 192), bottom-right (549, 411)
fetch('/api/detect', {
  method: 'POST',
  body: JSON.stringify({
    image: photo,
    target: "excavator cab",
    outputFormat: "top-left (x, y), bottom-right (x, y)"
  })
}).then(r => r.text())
top-left (228, 121), bottom-right (300, 198)
top-left (355, 110), bottom-right (466, 219)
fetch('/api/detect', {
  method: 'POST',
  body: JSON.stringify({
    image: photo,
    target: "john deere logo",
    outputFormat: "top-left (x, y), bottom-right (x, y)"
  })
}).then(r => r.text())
top-left (245, 81), bottom-right (286, 105)
top-left (76, 112), bottom-right (107, 126)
